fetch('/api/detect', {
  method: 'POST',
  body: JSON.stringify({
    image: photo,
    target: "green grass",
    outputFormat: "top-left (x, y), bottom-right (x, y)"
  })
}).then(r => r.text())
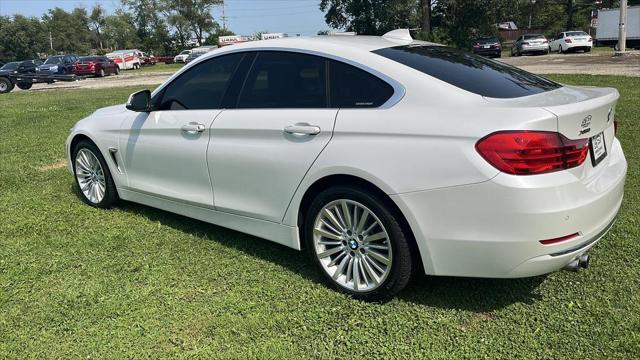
top-left (0, 75), bottom-right (639, 358)
top-left (130, 63), bottom-right (185, 74)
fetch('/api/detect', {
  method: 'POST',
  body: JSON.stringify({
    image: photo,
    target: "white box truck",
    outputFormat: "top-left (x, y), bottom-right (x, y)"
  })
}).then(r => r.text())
top-left (595, 6), bottom-right (640, 48)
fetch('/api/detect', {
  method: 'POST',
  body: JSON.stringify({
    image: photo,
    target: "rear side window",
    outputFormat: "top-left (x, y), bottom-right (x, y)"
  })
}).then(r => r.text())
top-left (373, 45), bottom-right (560, 98)
top-left (329, 60), bottom-right (394, 108)
top-left (158, 53), bottom-right (243, 110)
top-left (237, 51), bottom-right (327, 108)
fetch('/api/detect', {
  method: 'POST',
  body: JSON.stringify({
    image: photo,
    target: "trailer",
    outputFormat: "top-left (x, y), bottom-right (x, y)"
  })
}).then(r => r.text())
top-left (595, 6), bottom-right (640, 48)
top-left (0, 73), bottom-right (82, 94)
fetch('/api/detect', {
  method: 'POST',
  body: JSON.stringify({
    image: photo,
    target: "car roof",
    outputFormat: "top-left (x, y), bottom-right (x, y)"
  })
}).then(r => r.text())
top-left (200, 35), bottom-right (435, 62)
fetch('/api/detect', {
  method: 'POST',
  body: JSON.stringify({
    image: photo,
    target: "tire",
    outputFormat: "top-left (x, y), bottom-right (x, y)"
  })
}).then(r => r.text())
top-left (304, 185), bottom-right (413, 301)
top-left (72, 140), bottom-right (118, 209)
top-left (17, 82), bottom-right (32, 90)
top-left (559, 45), bottom-right (564, 54)
top-left (0, 77), bottom-right (14, 93)
top-left (114, 67), bottom-right (120, 75)
top-left (98, 69), bottom-right (105, 77)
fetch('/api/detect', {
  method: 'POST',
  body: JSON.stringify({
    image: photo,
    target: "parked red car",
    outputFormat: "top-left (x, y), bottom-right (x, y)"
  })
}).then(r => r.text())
top-left (72, 56), bottom-right (119, 77)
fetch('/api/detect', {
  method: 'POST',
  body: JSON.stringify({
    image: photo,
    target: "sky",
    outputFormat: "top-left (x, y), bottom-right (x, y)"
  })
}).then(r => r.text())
top-left (0, 0), bottom-right (331, 36)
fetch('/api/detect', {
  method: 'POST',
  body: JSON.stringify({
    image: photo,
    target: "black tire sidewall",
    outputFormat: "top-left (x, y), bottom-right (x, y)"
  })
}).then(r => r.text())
top-left (0, 77), bottom-right (14, 93)
top-left (304, 186), bottom-right (413, 301)
top-left (72, 140), bottom-right (118, 208)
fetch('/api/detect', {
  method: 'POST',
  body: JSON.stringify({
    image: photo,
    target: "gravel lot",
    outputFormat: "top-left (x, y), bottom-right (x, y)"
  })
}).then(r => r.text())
top-left (14, 51), bottom-right (639, 93)
top-left (500, 51), bottom-right (640, 77)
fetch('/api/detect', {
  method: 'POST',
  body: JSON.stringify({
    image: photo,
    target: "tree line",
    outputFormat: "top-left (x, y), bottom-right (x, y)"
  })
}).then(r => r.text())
top-left (0, 0), bottom-right (233, 63)
top-left (2, 0), bottom-right (638, 63)
top-left (320, 0), bottom-right (640, 47)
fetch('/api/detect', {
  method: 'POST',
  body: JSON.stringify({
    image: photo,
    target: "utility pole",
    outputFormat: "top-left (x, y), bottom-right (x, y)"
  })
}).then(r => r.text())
top-left (49, 31), bottom-right (53, 51)
top-left (221, 1), bottom-right (228, 30)
top-left (617, 0), bottom-right (627, 53)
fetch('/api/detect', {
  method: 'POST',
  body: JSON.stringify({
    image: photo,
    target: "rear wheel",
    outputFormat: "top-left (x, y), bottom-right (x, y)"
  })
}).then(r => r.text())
top-left (16, 82), bottom-right (32, 90)
top-left (114, 66), bottom-right (120, 75)
top-left (72, 140), bottom-right (118, 208)
top-left (0, 77), bottom-right (14, 93)
top-left (98, 69), bottom-right (105, 77)
top-left (304, 186), bottom-right (413, 301)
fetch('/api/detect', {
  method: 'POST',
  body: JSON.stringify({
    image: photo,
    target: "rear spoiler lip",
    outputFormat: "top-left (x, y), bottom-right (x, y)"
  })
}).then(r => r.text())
top-left (482, 85), bottom-right (619, 108)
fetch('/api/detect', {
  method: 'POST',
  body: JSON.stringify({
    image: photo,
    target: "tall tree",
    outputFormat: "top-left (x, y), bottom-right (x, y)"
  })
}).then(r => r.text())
top-left (89, 5), bottom-right (106, 49)
top-left (42, 7), bottom-right (93, 54)
top-left (103, 10), bottom-right (140, 50)
top-left (164, 0), bottom-right (222, 46)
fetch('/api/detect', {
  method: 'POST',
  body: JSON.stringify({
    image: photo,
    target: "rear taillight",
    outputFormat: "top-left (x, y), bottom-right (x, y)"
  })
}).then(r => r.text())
top-left (476, 131), bottom-right (589, 175)
top-left (588, 37), bottom-right (593, 42)
top-left (565, 38), bottom-right (573, 43)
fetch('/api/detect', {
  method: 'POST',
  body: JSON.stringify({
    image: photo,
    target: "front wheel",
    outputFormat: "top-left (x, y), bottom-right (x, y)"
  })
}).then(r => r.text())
top-left (304, 186), bottom-right (413, 301)
top-left (73, 140), bottom-right (118, 208)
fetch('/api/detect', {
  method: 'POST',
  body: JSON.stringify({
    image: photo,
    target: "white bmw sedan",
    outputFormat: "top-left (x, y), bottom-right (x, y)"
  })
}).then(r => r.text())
top-left (66, 30), bottom-right (627, 300)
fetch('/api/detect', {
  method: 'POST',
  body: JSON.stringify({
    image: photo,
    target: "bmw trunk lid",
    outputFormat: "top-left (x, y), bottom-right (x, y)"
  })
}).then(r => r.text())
top-left (484, 85), bottom-right (618, 140)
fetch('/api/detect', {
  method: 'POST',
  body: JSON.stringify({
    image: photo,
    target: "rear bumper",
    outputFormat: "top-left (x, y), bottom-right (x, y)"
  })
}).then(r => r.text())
top-left (473, 48), bottom-right (501, 56)
top-left (73, 70), bottom-right (98, 76)
top-left (565, 43), bottom-right (592, 50)
top-left (391, 138), bottom-right (627, 278)
top-left (521, 45), bottom-right (548, 53)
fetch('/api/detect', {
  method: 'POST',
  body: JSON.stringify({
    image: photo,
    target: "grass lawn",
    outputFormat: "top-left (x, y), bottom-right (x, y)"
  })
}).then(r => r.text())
top-left (128, 62), bottom-right (185, 74)
top-left (0, 74), bottom-right (638, 358)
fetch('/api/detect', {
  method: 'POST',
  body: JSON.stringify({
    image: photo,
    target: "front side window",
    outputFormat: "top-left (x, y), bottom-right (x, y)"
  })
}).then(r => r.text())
top-left (237, 51), bottom-right (327, 109)
top-left (329, 60), bottom-right (394, 108)
top-left (157, 52), bottom-right (244, 110)
top-left (373, 45), bottom-right (560, 99)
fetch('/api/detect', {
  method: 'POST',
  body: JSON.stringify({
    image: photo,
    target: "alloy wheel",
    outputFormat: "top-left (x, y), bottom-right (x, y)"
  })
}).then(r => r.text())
top-left (75, 148), bottom-right (106, 204)
top-left (313, 199), bottom-right (392, 292)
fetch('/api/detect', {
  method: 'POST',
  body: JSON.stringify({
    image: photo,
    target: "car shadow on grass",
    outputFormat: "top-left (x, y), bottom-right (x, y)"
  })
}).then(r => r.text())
top-left (104, 194), bottom-right (545, 311)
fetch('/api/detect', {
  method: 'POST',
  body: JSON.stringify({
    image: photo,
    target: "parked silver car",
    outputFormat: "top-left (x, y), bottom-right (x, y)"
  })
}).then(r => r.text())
top-left (511, 34), bottom-right (550, 56)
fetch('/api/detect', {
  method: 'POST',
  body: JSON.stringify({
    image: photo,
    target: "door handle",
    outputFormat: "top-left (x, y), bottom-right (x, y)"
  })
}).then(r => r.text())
top-left (181, 122), bottom-right (205, 134)
top-left (284, 123), bottom-right (321, 136)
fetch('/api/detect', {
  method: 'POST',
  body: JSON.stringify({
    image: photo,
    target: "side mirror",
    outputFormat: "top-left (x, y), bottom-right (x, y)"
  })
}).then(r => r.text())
top-left (126, 90), bottom-right (153, 112)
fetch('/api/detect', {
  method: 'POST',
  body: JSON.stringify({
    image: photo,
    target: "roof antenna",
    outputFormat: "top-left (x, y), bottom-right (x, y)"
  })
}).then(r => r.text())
top-left (382, 29), bottom-right (413, 43)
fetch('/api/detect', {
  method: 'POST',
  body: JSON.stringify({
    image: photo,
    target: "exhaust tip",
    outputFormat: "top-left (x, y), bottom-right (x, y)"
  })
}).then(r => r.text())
top-left (578, 254), bottom-right (590, 269)
top-left (563, 259), bottom-right (580, 272)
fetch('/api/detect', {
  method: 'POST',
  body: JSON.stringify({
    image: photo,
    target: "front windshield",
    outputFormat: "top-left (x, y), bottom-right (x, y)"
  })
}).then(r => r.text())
top-left (44, 56), bottom-right (63, 64)
top-left (180, 50), bottom-right (190, 55)
top-left (1, 62), bottom-right (18, 70)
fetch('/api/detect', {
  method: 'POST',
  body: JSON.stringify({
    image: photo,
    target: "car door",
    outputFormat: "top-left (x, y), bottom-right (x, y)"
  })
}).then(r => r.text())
top-left (208, 51), bottom-right (338, 222)
top-left (118, 52), bottom-right (245, 207)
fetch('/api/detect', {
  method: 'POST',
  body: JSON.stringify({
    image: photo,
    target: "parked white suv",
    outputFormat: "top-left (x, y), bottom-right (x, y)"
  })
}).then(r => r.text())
top-left (550, 31), bottom-right (593, 53)
top-left (66, 30), bottom-right (626, 300)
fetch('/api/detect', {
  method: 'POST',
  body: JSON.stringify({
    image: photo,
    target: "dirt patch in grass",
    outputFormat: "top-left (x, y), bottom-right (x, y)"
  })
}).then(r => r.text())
top-left (35, 159), bottom-right (68, 172)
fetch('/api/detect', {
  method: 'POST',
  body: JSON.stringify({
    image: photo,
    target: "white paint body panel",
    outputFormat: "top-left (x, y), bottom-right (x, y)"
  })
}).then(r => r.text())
top-left (66, 35), bottom-right (627, 278)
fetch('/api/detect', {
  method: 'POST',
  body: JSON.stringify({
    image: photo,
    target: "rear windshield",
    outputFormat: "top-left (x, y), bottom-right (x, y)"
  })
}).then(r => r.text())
top-left (523, 34), bottom-right (545, 40)
top-left (566, 31), bottom-right (588, 37)
top-left (477, 37), bottom-right (498, 43)
top-left (79, 56), bottom-right (101, 63)
top-left (373, 45), bottom-right (560, 98)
